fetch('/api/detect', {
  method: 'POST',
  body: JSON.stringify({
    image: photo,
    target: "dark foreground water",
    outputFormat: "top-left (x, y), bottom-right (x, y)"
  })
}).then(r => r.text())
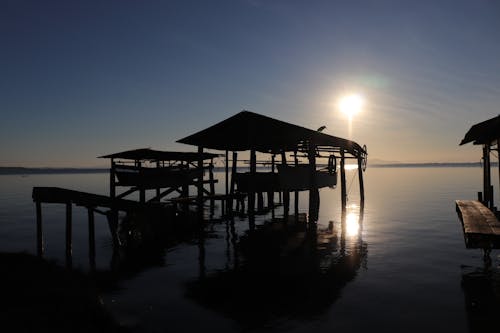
top-left (1, 167), bottom-right (500, 332)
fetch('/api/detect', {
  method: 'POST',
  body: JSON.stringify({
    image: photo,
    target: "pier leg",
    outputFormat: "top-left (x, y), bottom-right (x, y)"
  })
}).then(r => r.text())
top-left (358, 156), bottom-right (365, 208)
top-left (88, 208), bottom-right (96, 270)
top-left (483, 145), bottom-right (492, 208)
top-left (270, 154), bottom-right (275, 210)
top-left (229, 151), bottom-right (238, 214)
top-left (197, 146), bottom-right (204, 217)
top-left (340, 151), bottom-right (347, 211)
top-left (36, 201), bottom-right (44, 257)
top-left (281, 151), bottom-right (289, 218)
top-left (249, 149), bottom-right (256, 216)
top-left (294, 151), bottom-right (299, 217)
top-left (209, 162), bottom-right (215, 216)
top-left (65, 202), bottom-right (72, 268)
top-left (308, 144), bottom-right (318, 223)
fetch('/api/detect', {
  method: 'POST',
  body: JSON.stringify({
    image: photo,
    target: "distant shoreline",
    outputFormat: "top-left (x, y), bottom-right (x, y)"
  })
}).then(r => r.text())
top-left (0, 162), bottom-right (495, 175)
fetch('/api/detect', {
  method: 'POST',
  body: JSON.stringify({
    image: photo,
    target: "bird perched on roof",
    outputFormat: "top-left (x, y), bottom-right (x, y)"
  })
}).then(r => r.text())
top-left (317, 125), bottom-right (326, 132)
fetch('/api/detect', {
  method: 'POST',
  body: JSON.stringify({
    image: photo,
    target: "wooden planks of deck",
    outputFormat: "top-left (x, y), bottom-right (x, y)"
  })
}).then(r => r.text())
top-left (456, 200), bottom-right (500, 249)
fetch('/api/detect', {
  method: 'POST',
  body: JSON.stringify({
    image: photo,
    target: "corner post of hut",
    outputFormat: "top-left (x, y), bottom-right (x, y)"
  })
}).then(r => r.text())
top-left (308, 141), bottom-right (319, 223)
top-left (340, 149), bottom-right (347, 210)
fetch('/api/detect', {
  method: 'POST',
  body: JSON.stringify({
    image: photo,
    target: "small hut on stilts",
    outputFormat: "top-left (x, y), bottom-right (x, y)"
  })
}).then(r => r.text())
top-left (456, 115), bottom-right (500, 258)
top-left (177, 111), bottom-right (367, 222)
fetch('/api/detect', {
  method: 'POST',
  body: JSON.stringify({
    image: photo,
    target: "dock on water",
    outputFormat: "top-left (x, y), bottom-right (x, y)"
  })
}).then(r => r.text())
top-left (456, 115), bottom-right (500, 257)
top-left (32, 110), bottom-right (368, 267)
top-left (456, 200), bottom-right (500, 249)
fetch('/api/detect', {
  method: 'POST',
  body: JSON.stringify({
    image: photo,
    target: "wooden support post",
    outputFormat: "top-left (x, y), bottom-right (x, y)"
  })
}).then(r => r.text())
top-left (281, 151), bottom-right (289, 217)
top-left (229, 152), bottom-right (238, 212)
top-left (249, 149), bottom-right (256, 215)
top-left (110, 159), bottom-right (116, 199)
top-left (340, 150), bottom-right (347, 210)
top-left (269, 154), bottom-right (275, 209)
top-left (156, 161), bottom-right (161, 201)
top-left (225, 150), bottom-right (229, 214)
top-left (197, 146), bottom-right (204, 215)
top-left (65, 202), bottom-right (72, 268)
top-left (209, 162), bottom-right (215, 215)
top-left (483, 144), bottom-right (492, 208)
top-left (88, 207), bottom-right (96, 269)
top-left (36, 201), bottom-right (43, 257)
top-left (294, 151), bottom-right (299, 217)
top-left (308, 144), bottom-right (319, 223)
top-left (358, 156), bottom-right (365, 207)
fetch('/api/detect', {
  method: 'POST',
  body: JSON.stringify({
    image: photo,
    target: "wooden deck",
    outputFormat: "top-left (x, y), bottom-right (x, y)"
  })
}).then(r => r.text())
top-left (456, 200), bottom-right (500, 249)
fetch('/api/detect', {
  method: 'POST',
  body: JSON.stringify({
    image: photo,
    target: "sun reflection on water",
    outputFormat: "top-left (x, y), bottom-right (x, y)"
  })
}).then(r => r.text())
top-left (345, 204), bottom-right (362, 237)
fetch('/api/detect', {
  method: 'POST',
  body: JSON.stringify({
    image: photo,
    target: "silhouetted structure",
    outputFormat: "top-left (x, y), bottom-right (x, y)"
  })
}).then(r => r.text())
top-left (178, 110), bottom-right (367, 218)
top-left (456, 115), bottom-right (500, 257)
top-left (99, 148), bottom-right (219, 203)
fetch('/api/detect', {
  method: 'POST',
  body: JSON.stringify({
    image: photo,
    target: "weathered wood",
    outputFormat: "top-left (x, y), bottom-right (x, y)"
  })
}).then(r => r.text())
top-left (456, 200), bottom-right (500, 248)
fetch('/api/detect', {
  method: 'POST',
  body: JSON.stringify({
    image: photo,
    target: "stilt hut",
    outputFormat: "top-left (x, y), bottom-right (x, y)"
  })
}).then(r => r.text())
top-left (99, 148), bottom-right (219, 203)
top-left (460, 115), bottom-right (500, 210)
top-left (456, 115), bottom-right (500, 254)
top-left (177, 111), bottom-right (367, 219)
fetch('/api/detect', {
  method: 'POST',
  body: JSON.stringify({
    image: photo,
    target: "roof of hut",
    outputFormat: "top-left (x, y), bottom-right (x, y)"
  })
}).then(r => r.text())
top-left (99, 148), bottom-right (219, 161)
top-left (177, 111), bottom-right (366, 156)
top-left (460, 115), bottom-right (500, 145)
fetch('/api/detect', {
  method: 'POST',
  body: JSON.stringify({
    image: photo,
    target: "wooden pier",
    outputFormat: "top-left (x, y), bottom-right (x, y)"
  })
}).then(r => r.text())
top-left (456, 115), bottom-right (500, 258)
top-left (456, 200), bottom-right (500, 249)
top-left (32, 187), bottom-right (169, 267)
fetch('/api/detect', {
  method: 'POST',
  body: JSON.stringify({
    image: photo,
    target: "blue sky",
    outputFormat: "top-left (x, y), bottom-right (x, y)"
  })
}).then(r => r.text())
top-left (1, 0), bottom-right (500, 166)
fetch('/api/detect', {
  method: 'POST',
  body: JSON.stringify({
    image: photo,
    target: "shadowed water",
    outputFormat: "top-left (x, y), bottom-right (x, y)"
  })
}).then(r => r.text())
top-left (0, 167), bottom-right (499, 332)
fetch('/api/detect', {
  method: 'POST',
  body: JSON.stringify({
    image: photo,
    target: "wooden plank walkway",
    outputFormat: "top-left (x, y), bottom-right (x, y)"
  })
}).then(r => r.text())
top-left (456, 200), bottom-right (500, 249)
top-left (32, 187), bottom-right (163, 211)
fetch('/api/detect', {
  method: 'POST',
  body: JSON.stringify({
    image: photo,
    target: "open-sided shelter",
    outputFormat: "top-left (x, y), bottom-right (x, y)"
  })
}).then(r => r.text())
top-left (178, 111), bottom-right (367, 215)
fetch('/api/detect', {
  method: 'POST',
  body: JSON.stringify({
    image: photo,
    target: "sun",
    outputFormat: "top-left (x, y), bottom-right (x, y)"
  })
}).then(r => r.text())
top-left (338, 93), bottom-right (364, 118)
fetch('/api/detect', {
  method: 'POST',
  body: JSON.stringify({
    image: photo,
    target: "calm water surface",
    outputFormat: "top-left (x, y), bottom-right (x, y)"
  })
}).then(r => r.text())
top-left (1, 167), bottom-right (499, 332)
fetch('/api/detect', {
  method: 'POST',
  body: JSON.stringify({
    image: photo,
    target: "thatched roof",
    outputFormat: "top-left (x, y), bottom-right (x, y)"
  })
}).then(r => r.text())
top-left (98, 148), bottom-right (219, 161)
top-left (177, 111), bottom-right (366, 157)
top-left (460, 115), bottom-right (500, 146)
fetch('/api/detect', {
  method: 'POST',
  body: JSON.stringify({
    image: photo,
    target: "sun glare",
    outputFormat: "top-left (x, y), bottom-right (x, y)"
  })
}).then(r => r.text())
top-left (338, 93), bottom-right (364, 118)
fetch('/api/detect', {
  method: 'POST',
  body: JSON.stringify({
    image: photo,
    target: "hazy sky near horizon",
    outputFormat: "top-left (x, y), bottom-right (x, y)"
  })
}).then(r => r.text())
top-left (2, 0), bottom-right (500, 167)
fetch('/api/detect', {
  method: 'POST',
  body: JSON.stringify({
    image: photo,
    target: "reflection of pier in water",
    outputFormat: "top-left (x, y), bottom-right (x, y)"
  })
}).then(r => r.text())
top-left (186, 205), bottom-right (367, 328)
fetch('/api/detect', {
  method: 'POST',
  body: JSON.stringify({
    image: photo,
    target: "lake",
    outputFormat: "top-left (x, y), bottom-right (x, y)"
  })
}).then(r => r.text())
top-left (1, 167), bottom-right (499, 332)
